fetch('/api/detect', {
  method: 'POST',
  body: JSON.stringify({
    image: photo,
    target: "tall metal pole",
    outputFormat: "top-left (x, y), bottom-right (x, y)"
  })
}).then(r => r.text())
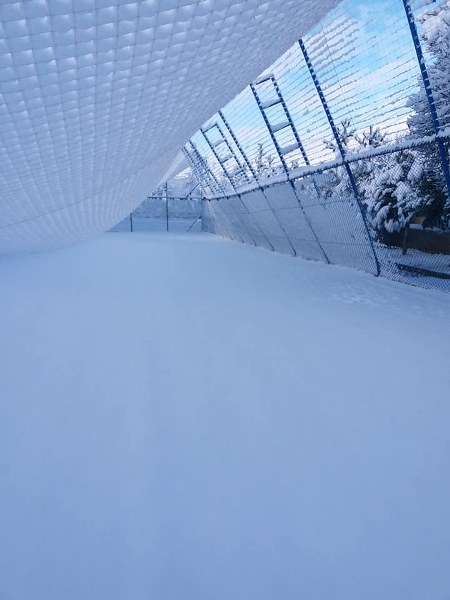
top-left (299, 38), bottom-right (381, 276)
top-left (250, 84), bottom-right (289, 176)
top-left (271, 76), bottom-right (310, 167)
top-left (217, 110), bottom-right (276, 251)
top-left (200, 127), bottom-right (237, 193)
top-left (183, 141), bottom-right (217, 197)
top-left (250, 81), bottom-right (332, 260)
top-left (402, 0), bottom-right (450, 204)
top-left (165, 181), bottom-right (169, 232)
top-left (219, 110), bottom-right (257, 182)
top-left (199, 127), bottom-right (262, 245)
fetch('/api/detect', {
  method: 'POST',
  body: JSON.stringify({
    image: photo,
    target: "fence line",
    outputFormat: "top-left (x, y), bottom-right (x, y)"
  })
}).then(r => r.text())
top-left (183, 0), bottom-right (450, 292)
top-left (110, 195), bottom-right (203, 233)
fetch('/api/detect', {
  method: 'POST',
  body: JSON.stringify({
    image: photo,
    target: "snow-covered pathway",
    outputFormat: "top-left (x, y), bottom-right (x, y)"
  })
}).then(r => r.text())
top-left (1, 233), bottom-right (449, 600)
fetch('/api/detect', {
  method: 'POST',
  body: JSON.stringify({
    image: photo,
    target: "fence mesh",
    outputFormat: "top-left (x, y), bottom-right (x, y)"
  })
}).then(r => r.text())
top-left (185, 0), bottom-right (450, 292)
top-left (110, 192), bottom-right (202, 233)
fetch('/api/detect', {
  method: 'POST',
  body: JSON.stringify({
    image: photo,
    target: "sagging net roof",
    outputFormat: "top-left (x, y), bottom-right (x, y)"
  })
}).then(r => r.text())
top-left (0, 0), bottom-right (340, 253)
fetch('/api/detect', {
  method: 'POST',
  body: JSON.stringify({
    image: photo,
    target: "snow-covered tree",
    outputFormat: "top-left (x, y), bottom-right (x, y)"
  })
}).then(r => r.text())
top-left (320, 122), bottom-right (438, 234)
top-left (323, 118), bottom-right (356, 156)
top-left (408, 0), bottom-right (450, 136)
top-left (319, 120), bottom-right (358, 199)
top-left (407, 0), bottom-right (450, 227)
top-left (320, 122), bottom-right (387, 203)
top-left (352, 125), bottom-right (388, 192)
top-left (253, 143), bottom-right (279, 177)
top-left (363, 150), bottom-right (425, 233)
top-left (355, 125), bottom-right (387, 150)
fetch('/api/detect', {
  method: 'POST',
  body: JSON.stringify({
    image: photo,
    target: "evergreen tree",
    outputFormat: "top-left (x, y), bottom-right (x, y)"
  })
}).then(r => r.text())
top-left (364, 150), bottom-right (424, 233)
top-left (355, 126), bottom-right (387, 149)
top-left (407, 0), bottom-right (450, 227)
top-left (320, 120), bottom-right (357, 199)
top-left (253, 143), bottom-right (278, 177)
top-left (408, 0), bottom-right (450, 136)
top-left (323, 118), bottom-right (356, 156)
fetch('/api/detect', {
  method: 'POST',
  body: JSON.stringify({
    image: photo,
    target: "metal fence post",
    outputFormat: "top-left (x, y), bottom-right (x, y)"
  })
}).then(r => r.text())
top-left (250, 80), bottom-right (330, 262)
top-left (216, 111), bottom-right (276, 250)
top-left (183, 140), bottom-right (227, 198)
top-left (200, 127), bottom-right (237, 193)
top-left (299, 38), bottom-right (381, 276)
top-left (250, 83), bottom-right (289, 176)
top-left (219, 110), bottom-right (258, 182)
top-left (402, 0), bottom-right (450, 204)
top-left (165, 182), bottom-right (169, 232)
top-left (201, 122), bottom-right (277, 248)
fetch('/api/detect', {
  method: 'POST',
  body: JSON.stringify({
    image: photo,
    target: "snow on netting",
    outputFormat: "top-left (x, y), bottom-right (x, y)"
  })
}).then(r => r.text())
top-left (186, 0), bottom-right (450, 292)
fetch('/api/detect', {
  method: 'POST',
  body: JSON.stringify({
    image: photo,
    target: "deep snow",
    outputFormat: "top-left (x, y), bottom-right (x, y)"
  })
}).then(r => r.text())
top-left (0, 233), bottom-right (449, 600)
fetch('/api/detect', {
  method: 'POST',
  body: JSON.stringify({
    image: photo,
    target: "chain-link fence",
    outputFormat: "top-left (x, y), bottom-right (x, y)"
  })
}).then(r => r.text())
top-left (110, 171), bottom-right (203, 233)
top-left (110, 196), bottom-right (202, 233)
top-left (185, 0), bottom-right (450, 292)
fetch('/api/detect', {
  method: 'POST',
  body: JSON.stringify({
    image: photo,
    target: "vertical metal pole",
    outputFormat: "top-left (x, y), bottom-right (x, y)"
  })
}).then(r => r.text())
top-left (200, 128), bottom-right (259, 247)
top-left (269, 77), bottom-right (329, 261)
top-left (249, 84), bottom-right (299, 254)
top-left (187, 139), bottom-right (227, 197)
top-left (250, 84), bottom-right (289, 175)
top-left (288, 179), bottom-right (330, 264)
top-left (299, 38), bottom-right (381, 276)
top-left (402, 0), bottom-right (450, 203)
top-left (217, 111), bottom-right (277, 250)
top-left (212, 122), bottom-right (249, 184)
top-left (200, 128), bottom-right (237, 193)
top-left (219, 110), bottom-right (257, 182)
top-left (130, 212), bottom-right (133, 232)
top-left (251, 83), bottom-right (333, 260)
top-left (182, 147), bottom-right (210, 197)
top-left (271, 77), bottom-right (310, 167)
top-left (187, 140), bottom-right (245, 242)
top-left (165, 182), bottom-right (169, 232)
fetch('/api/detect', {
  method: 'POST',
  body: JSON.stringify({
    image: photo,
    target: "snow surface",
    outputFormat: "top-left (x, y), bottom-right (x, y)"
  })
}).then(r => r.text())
top-left (1, 233), bottom-right (449, 600)
top-left (0, 0), bottom-right (340, 254)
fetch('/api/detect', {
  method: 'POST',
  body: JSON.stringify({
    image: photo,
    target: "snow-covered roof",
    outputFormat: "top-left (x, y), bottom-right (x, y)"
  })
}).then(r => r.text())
top-left (0, 0), bottom-right (340, 253)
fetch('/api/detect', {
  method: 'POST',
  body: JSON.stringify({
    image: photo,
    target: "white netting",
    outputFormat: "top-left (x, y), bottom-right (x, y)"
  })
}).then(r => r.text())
top-left (0, 0), bottom-right (340, 253)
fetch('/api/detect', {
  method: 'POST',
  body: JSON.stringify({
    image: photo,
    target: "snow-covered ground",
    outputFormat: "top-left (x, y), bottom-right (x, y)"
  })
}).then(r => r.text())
top-left (387, 245), bottom-right (450, 283)
top-left (1, 233), bottom-right (449, 600)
